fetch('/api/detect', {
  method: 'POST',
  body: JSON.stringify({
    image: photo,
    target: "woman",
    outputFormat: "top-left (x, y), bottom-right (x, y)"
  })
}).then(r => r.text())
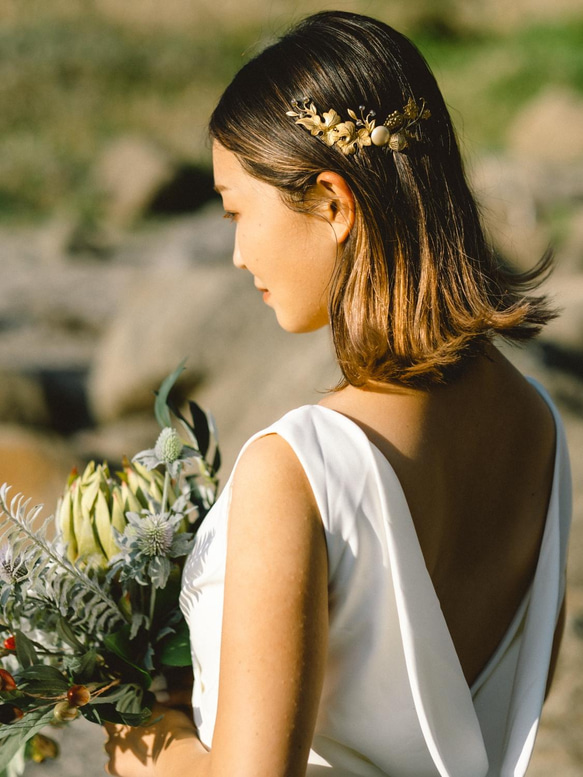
top-left (104, 11), bottom-right (571, 777)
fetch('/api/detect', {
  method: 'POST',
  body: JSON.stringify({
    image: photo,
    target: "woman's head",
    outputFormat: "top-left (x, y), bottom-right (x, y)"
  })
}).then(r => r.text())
top-left (210, 11), bottom-right (554, 388)
top-left (213, 142), bottom-right (353, 333)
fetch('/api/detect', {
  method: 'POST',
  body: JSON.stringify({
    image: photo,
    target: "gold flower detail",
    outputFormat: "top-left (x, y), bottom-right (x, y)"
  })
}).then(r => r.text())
top-left (286, 103), bottom-right (342, 138)
top-left (286, 98), bottom-right (430, 155)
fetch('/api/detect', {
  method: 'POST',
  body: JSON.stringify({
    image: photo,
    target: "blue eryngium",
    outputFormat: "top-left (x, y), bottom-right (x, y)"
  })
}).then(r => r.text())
top-left (110, 507), bottom-right (194, 589)
top-left (133, 427), bottom-right (198, 479)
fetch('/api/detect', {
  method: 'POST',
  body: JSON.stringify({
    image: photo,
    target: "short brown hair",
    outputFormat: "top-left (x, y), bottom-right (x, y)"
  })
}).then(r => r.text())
top-left (210, 11), bottom-right (555, 388)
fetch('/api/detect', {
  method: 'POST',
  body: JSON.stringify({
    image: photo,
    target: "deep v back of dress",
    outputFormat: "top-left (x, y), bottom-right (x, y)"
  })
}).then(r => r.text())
top-left (180, 376), bottom-right (571, 777)
top-left (319, 359), bottom-right (557, 689)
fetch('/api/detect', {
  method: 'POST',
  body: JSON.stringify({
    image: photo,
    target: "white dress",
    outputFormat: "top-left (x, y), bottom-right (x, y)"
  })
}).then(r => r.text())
top-left (180, 377), bottom-right (571, 777)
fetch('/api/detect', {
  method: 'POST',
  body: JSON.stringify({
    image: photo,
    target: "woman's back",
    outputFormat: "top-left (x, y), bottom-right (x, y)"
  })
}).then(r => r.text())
top-left (180, 352), bottom-right (569, 777)
top-left (319, 345), bottom-right (557, 687)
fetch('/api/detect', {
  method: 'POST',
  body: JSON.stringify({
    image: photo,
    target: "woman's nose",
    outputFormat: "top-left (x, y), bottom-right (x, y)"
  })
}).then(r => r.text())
top-left (232, 235), bottom-right (245, 269)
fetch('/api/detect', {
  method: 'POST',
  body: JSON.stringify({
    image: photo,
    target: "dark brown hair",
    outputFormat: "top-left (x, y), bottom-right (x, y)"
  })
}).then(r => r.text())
top-left (210, 11), bottom-right (555, 387)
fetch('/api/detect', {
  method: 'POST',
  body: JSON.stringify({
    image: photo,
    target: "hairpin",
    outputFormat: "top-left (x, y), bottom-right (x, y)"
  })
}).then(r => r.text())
top-left (286, 96), bottom-right (430, 156)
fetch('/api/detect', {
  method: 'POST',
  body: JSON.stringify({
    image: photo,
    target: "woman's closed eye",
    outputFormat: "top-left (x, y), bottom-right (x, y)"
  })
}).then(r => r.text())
top-left (223, 211), bottom-right (237, 223)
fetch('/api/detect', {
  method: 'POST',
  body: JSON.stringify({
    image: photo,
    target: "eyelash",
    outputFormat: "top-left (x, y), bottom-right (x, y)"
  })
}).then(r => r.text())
top-left (223, 212), bottom-right (237, 222)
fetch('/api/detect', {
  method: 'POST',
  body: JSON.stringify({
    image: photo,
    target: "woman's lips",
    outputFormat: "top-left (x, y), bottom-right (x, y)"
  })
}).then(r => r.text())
top-left (254, 283), bottom-right (270, 302)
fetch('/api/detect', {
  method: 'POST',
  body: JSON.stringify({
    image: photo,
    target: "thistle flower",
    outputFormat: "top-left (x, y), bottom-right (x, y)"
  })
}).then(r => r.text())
top-left (133, 427), bottom-right (197, 479)
top-left (110, 510), bottom-right (194, 589)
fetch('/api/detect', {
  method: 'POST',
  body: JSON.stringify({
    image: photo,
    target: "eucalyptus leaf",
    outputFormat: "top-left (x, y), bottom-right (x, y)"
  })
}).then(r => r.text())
top-left (188, 401), bottom-right (210, 457)
top-left (73, 650), bottom-right (97, 682)
top-left (158, 619), bottom-right (192, 667)
top-left (56, 617), bottom-right (84, 651)
top-left (16, 664), bottom-right (69, 695)
top-left (14, 632), bottom-right (37, 669)
top-left (154, 360), bottom-right (186, 429)
top-left (103, 627), bottom-right (152, 689)
top-left (212, 446), bottom-right (221, 475)
top-left (0, 708), bottom-right (54, 770)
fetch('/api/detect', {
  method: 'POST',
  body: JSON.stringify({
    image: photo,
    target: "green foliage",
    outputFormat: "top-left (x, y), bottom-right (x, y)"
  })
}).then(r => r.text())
top-left (157, 618), bottom-right (192, 667)
top-left (155, 359), bottom-right (186, 429)
top-left (1, 6), bottom-right (582, 222)
top-left (414, 19), bottom-right (583, 148)
top-left (0, 13), bottom-right (249, 222)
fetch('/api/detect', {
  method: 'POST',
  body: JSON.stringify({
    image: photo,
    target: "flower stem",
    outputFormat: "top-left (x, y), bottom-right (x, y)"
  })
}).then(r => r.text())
top-left (149, 588), bottom-right (157, 626)
top-left (161, 471), bottom-right (170, 513)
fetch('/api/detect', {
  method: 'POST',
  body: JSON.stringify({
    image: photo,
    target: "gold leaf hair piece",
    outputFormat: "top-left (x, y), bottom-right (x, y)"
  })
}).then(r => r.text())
top-left (286, 96), bottom-right (431, 156)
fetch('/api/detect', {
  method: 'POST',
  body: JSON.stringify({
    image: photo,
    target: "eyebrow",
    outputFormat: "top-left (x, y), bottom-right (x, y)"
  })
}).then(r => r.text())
top-left (213, 184), bottom-right (229, 193)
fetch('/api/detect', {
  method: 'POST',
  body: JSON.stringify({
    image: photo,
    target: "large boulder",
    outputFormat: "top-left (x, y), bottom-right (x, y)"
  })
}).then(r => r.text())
top-left (94, 136), bottom-right (176, 228)
top-left (470, 154), bottom-right (550, 272)
top-left (88, 263), bottom-right (339, 472)
top-left (507, 88), bottom-right (583, 165)
top-left (0, 371), bottom-right (50, 427)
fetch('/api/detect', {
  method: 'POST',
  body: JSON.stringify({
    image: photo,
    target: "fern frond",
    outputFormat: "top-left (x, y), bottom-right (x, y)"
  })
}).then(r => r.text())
top-left (0, 484), bottom-right (126, 633)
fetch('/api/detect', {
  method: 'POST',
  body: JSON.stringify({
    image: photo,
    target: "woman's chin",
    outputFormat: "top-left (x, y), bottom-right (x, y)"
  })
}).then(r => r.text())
top-left (274, 311), bottom-right (330, 334)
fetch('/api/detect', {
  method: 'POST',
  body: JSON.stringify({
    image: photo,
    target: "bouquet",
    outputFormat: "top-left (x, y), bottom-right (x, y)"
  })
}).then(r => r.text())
top-left (0, 363), bottom-right (220, 775)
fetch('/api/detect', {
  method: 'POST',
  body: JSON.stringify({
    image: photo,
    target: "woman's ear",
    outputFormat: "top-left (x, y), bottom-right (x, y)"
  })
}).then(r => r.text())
top-left (313, 171), bottom-right (355, 244)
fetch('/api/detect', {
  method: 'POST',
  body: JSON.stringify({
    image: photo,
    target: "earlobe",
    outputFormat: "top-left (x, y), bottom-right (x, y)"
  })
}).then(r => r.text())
top-left (315, 171), bottom-right (355, 244)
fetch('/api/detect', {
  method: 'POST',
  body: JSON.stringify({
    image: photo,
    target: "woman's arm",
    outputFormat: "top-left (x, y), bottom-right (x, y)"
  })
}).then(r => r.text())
top-left (105, 432), bottom-right (329, 777)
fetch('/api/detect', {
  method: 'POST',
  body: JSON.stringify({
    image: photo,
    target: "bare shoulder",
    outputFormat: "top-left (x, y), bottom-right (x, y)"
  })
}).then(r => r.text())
top-left (232, 432), bottom-right (311, 495)
top-left (229, 432), bottom-right (322, 543)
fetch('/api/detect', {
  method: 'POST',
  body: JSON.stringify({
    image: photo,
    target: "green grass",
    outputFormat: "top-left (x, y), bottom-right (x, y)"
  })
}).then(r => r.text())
top-left (0, 12), bottom-right (582, 223)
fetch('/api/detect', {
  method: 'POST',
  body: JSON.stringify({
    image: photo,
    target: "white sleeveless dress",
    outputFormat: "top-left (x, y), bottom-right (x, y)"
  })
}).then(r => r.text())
top-left (179, 377), bottom-right (571, 777)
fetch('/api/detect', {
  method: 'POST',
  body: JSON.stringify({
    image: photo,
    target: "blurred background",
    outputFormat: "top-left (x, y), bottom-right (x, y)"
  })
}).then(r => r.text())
top-left (0, 0), bottom-right (582, 774)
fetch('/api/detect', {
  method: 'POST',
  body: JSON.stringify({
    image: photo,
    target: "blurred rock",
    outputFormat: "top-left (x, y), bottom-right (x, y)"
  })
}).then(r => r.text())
top-left (72, 414), bottom-right (160, 466)
top-left (471, 154), bottom-right (550, 272)
top-left (148, 163), bottom-right (215, 217)
top-left (539, 274), bottom-right (583, 365)
top-left (557, 206), bottom-right (583, 275)
top-left (0, 425), bottom-right (75, 513)
top-left (507, 88), bottom-right (583, 164)
top-left (87, 263), bottom-right (338, 470)
top-left (95, 136), bottom-right (176, 228)
top-left (0, 371), bottom-right (50, 427)
top-left (113, 204), bottom-right (234, 269)
top-left (87, 265), bottom-right (241, 422)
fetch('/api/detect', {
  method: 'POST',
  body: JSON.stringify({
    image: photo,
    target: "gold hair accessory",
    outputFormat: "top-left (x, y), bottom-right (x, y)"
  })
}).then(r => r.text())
top-left (286, 96), bottom-right (430, 156)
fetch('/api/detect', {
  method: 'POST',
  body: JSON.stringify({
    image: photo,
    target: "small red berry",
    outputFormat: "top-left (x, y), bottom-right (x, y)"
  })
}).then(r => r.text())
top-left (3, 636), bottom-right (16, 651)
top-left (0, 704), bottom-right (23, 723)
top-left (66, 684), bottom-right (91, 707)
top-left (0, 668), bottom-right (17, 691)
